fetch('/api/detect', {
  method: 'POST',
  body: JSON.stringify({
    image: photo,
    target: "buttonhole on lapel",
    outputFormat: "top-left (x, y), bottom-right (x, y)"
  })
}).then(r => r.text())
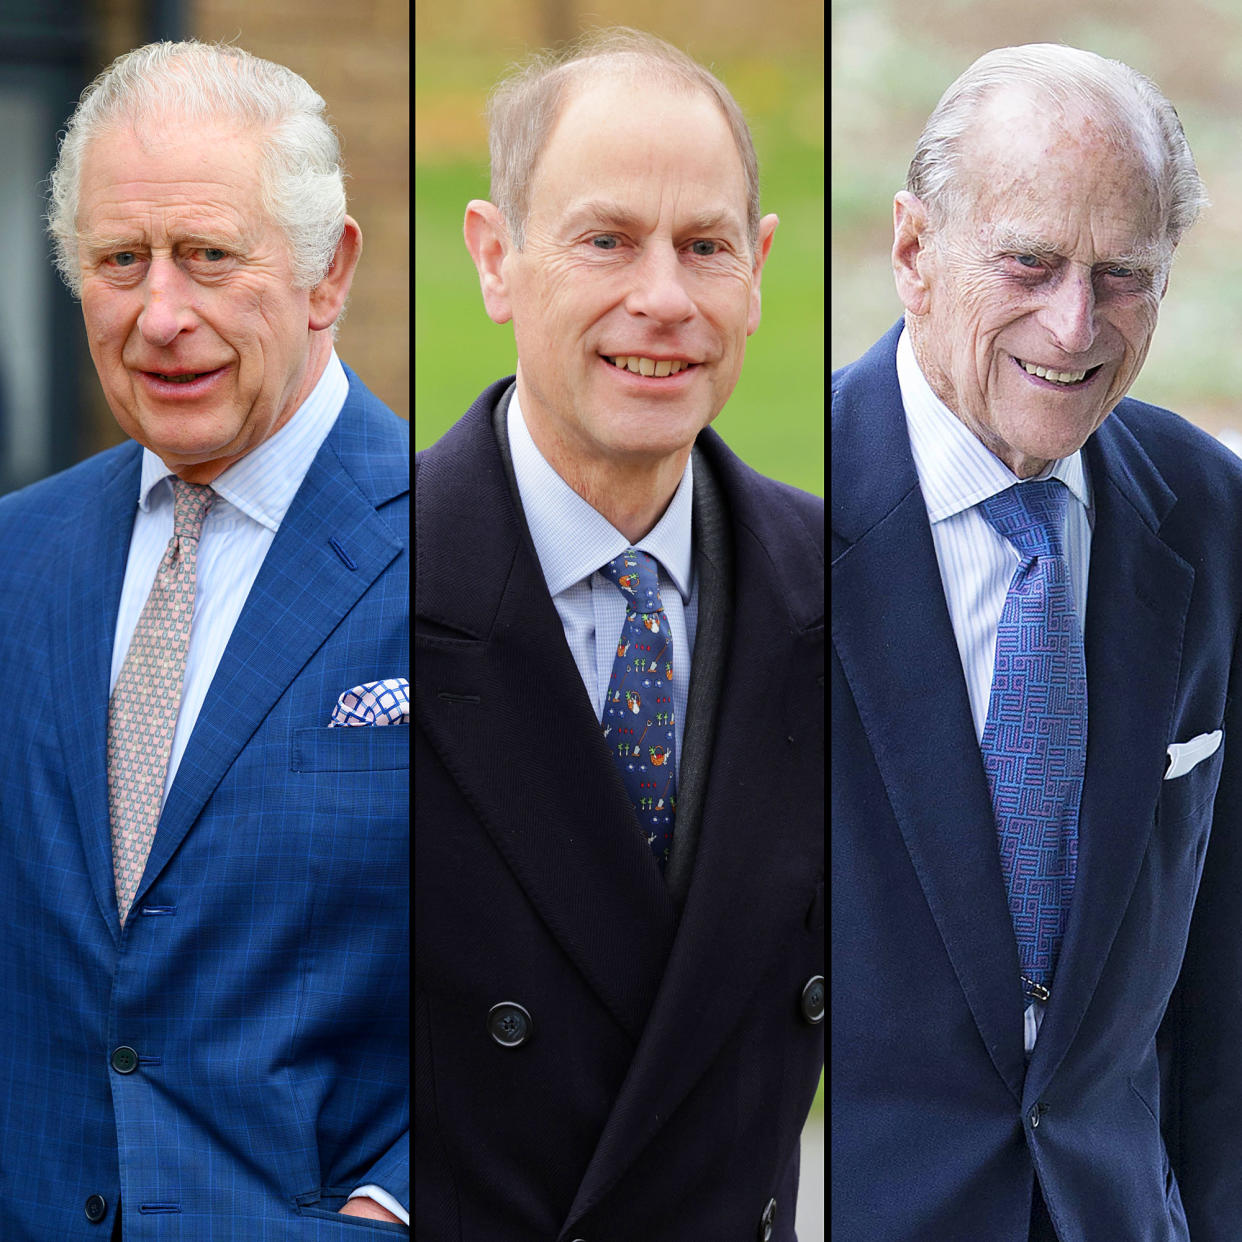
top-left (329, 537), bottom-right (358, 570)
top-left (139, 905), bottom-right (177, 916)
top-left (438, 691), bottom-right (481, 704)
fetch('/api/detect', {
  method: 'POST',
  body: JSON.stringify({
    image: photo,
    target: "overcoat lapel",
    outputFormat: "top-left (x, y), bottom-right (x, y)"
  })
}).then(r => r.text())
top-left (830, 327), bottom-right (1027, 1100)
top-left (1025, 414), bottom-right (1193, 1094)
top-left (135, 408), bottom-right (404, 912)
top-left (414, 394), bottom-right (678, 1046)
top-left (52, 446), bottom-right (143, 938)
top-left (562, 436), bottom-right (824, 1229)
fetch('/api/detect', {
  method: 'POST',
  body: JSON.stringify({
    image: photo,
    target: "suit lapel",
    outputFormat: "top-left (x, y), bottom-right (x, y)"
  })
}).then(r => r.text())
top-left (415, 389), bottom-right (678, 1045)
top-left (831, 325), bottom-right (1027, 1100)
top-left (564, 431), bottom-right (824, 1227)
top-left (1026, 414), bottom-right (1193, 1093)
top-left (52, 446), bottom-right (143, 937)
top-left (134, 404), bottom-right (404, 910)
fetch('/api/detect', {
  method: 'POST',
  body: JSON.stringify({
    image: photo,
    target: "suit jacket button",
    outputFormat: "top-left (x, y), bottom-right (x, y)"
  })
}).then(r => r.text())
top-left (800, 975), bottom-right (825, 1024)
top-left (84, 1194), bottom-right (108, 1223)
top-left (758, 1196), bottom-right (777, 1240)
top-left (110, 1046), bottom-right (138, 1074)
top-left (487, 1002), bottom-right (533, 1048)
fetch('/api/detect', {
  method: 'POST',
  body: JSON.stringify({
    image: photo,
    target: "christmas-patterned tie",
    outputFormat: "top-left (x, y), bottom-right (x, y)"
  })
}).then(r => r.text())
top-left (978, 479), bottom-right (1086, 1009)
top-left (601, 549), bottom-right (677, 870)
top-left (108, 479), bottom-right (215, 925)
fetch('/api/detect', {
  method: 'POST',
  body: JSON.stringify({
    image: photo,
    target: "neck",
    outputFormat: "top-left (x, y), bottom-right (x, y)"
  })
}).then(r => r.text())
top-left (521, 404), bottom-right (688, 545)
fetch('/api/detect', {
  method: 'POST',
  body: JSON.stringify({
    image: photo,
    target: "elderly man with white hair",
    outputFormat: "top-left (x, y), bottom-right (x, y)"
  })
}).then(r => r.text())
top-left (0, 41), bottom-right (408, 1239)
top-left (833, 43), bottom-right (1242, 1241)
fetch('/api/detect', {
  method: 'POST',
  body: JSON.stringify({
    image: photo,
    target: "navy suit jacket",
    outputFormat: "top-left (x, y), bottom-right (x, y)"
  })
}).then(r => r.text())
top-left (0, 367), bottom-right (409, 1240)
top-left (415, 379), bottom-right (824, 1241)
top-left (832, 323), bottom-right (1242, 1240)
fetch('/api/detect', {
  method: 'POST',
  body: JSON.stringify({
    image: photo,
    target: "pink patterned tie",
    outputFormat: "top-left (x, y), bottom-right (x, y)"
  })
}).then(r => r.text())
top-left (108, 479), bottom-right (214, 925)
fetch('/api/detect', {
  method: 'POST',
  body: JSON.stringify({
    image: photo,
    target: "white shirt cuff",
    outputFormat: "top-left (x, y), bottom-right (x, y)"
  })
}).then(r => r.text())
top-left (348, 1184), bottom-right (409, 1227)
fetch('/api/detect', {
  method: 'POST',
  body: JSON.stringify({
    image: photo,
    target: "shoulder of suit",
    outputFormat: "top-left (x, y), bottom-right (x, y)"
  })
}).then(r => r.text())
top-left (0, 438), bottom-right (139, 528)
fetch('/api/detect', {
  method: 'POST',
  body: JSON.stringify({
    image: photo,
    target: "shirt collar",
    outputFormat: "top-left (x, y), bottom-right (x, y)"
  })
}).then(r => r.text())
top-left (136, 349), bottom-right (350, 531)
top-left (507, 386), bottom-right (694, 602)
top-left (896, 324), bottom-right (1090, 521)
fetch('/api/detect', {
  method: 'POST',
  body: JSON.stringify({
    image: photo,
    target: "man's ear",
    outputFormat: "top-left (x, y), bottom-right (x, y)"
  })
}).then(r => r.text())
top-left (309, 215), bottom-right (363, 331)
top-left (464, 200), bottom-right (515, 326)
top-left (892, 191), bottom-right (934, 316)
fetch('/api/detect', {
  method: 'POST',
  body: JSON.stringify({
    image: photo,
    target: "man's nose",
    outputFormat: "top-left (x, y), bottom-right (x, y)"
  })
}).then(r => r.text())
top-left (136, 257), bottom-right (198, 346)
top-left (1039, 267), bottom-right (1098, 356)
top-left (624, 244), bottom-right (696, 324)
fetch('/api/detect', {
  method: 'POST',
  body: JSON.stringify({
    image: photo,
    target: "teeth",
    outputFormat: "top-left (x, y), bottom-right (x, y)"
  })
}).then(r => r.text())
top-left (1020, 360), bottom-right (1088, 384)
top-left (608, 356), bottom-right (689, 376)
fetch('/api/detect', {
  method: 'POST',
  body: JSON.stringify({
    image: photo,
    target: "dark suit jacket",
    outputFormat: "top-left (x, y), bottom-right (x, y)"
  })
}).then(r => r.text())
top-left (831, 323), bottom-right (1242, 1241)
top-left (415, 378), bottom-right (825, 1241)
top-left (0, 367), bottom-right (409, 1240)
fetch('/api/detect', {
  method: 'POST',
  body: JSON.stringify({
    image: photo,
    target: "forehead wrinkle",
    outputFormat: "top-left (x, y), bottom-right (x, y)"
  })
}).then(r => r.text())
top-left (560, 195), bottom-right (745, 238)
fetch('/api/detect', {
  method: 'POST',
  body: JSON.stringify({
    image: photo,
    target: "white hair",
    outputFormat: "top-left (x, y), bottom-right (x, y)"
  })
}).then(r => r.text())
top-left (47, 40), bottom-right (348, 297)
top-left (906, 43), bottom-right (1208, 246)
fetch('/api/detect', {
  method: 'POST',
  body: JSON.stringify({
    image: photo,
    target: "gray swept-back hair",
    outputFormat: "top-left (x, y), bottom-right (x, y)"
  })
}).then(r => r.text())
top-left (906, 43), bottom-right (1208, 247)
top-left (47, 40), bottom-right (347, 297)
top-left (486, 27), bottom-right (761, 254)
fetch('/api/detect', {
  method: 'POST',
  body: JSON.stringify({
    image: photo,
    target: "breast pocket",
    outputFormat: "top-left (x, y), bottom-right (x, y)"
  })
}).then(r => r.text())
top-left (291, 725), bottom-right (410, 772)
top-left (1158, 727), bottom-right (1226, 830)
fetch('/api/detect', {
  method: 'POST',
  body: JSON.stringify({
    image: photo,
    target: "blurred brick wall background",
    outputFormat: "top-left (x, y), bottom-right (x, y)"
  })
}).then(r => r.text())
top-left (80, 0), bottom-right (409, 453)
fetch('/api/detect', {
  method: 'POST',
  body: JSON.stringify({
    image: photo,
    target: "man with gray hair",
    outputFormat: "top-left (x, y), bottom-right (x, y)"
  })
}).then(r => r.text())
top-left (833, 43), bottom-right (1242, 1240)
top-left (416, 27), bottom-right (824, 1241)
top-left (0, 40), bottom-right (408, 1238)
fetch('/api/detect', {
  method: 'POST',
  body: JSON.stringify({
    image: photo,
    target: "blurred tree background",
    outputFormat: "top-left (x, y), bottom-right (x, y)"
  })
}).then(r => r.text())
top-left (415, 0), bottom-right (825, 496)
top-left (832, 0), bottom-right (1242, 444)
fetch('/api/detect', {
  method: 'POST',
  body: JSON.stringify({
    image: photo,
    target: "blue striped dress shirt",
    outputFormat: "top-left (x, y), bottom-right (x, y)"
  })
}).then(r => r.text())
top-left (109, 350), bottom-right (349, 805)
top-left (506, 387), bottom-right (697, 780)
top-left (896, 326), bottom-right (1094, 1054)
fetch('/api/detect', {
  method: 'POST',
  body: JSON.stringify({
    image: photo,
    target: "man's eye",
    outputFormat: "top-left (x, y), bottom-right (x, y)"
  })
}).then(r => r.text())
top-left (689, 240), bottom-right (719, 256)
top-left (591, 235), bottom-right (619, 250)
top-left (111, 252), bottom-right (137, 267)
top-left (1015, 254), bottom-right (1042, 268)
top-left (1106, 265), bottom-right (1135, 278)
top-left (193, 248), bottom-right (229, 262)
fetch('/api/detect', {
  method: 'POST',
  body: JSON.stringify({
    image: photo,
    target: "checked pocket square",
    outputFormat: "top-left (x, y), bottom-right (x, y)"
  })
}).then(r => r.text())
top-left (329, 678), bottom-right (410, 727)
top-left (1165, 729), bottom-right (1223, 780)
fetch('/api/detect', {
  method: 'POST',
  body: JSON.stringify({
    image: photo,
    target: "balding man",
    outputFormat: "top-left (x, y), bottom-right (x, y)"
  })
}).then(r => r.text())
top-left (415, 27), bottom-right (824, 1242)
top-left (832, 44), bottom-right (1242, 1240)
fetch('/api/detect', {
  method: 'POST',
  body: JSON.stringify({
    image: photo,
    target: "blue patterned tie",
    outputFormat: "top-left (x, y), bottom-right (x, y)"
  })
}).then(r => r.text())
top-left (978, 480), bottom-right (1086, 1008)
top-left (601, 549), bottom-right (677, 870)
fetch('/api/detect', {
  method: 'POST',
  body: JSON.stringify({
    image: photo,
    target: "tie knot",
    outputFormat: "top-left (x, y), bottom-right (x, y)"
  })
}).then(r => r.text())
top-left (978, 479), bottom-right (1069, 561)
top-left (603, 548), bottom-right (664, 615)
top-left (171, 479), bottom-right (215, 544)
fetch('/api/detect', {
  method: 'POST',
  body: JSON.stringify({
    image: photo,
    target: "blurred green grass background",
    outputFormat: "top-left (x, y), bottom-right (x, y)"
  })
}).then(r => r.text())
top-left (416, 16), bottom-right (824, 496)
top-left (832, 0), bottom-right (1242, 441)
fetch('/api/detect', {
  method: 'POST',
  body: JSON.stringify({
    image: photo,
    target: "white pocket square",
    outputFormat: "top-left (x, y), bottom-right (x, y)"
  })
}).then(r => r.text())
top-left (1164, 730), bottom-right (1223, 780)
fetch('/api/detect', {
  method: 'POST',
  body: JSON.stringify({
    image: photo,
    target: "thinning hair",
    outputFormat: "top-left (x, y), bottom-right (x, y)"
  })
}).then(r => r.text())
top-left (48, 40), bottom-right (348, 298)
top-left (486, 27), bottom-right (761, 253)
top-left (906, 43), bottom-right (1208, 247)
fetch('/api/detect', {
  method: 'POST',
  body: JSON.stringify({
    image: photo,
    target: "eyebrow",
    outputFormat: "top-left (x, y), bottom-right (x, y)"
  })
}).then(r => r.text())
top-left (77, 229), bottom-right (244, 255)
top-left (990, 227), bottom-right (1166, 271)
top-left (562, 199), bottom-right (745, 238)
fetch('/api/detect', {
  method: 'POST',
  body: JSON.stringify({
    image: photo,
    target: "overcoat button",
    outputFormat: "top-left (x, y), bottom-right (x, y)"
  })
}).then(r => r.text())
top-left (800, 975), bottom-right (825, 1024)
top-left (487, 1002), bottom-right (533, 1048)
top-left (110, 1046), bottom-right (138, 1074)
top-left (84, 1194), bottom-right (108, 1223)
top-left (759, 1196), bottom-right (777, 1240)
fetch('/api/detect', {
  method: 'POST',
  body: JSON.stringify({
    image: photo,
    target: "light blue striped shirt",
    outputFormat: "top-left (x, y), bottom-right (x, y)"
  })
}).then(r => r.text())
top-left (109, 350), bottom-right (349, 804)
top-left (896, 326), bottom-right (1094, 1054)
top-left (506, 388), bottom-right (697, 778)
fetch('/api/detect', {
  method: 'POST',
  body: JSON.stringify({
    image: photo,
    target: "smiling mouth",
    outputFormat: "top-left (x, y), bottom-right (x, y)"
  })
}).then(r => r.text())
top-left (604, 355), bottom-right (696, 377)
top-left (1014, 356), bottom-right (1103, 387)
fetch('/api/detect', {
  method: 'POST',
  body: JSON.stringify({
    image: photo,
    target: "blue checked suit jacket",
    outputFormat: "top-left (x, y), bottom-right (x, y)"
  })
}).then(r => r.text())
top-left (832, 323), bottom-right (1242, 1240)
top-left (0, 366), bottom-right (409, 1240)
